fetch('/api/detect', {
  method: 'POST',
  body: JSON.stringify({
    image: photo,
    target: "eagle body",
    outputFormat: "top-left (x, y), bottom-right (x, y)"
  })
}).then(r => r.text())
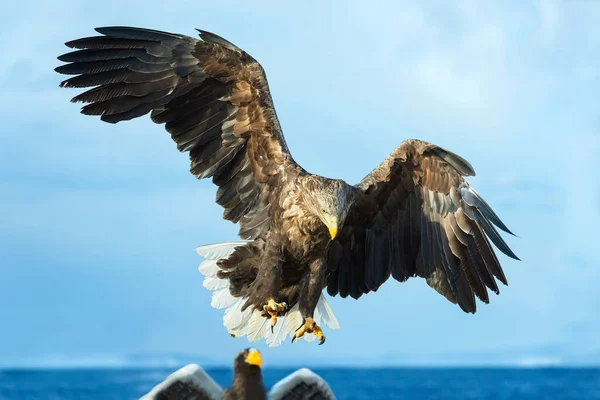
top-left (217, 174), bottom-right (355, 326)
top-left (221, 349), bottom-right (267, 400)
top-left (56, 26), bottom-right (518, 346)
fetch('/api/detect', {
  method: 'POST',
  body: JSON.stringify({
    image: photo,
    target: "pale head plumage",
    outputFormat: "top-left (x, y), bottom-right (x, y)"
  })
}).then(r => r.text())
top-left (303, 179), bottom-right (354, 239)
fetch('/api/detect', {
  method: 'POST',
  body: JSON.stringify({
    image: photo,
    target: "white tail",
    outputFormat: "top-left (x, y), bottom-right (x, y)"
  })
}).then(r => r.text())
top-left (196, 241), bottom-right (340, 347)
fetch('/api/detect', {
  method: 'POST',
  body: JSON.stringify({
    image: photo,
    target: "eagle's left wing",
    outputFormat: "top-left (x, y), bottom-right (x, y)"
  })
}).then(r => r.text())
top-left (268, 368), bottom-right (336, 400)
top-left (140, 364), bottom-right (222, 400)
top-left (326, 139), bottom-right (518, 313)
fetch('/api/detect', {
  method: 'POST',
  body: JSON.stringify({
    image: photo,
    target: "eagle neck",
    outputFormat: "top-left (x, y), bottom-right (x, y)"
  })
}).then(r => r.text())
top-left (230, 371), bottom-right (266, 399)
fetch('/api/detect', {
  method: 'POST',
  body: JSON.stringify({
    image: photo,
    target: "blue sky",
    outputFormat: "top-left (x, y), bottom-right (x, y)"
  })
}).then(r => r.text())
top-left (1, 0), bottom-right (599, 368)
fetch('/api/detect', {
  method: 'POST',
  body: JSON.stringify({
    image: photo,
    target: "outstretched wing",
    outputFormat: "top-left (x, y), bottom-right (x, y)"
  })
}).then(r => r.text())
top-left (269, 368), bottom-right (336, 400)
top-left (327, 139), bottom-right (518, 313)
top-left (56, 27), bottom-right (297, 239)
top-left (140, 364), bottom-right (222, 400)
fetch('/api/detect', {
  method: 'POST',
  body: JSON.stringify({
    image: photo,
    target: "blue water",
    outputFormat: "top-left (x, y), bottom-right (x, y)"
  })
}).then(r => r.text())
top-left (0, 368), bottom-right (599, 399)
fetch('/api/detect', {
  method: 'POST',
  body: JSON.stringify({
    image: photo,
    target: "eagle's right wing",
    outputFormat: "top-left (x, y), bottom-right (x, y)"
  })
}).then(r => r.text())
top-left (56, 26), bottom-right (299, 240)
top-left (269, 368), bottom-right (336, 400)
top-left (140, 364), bottom-right (222, 400)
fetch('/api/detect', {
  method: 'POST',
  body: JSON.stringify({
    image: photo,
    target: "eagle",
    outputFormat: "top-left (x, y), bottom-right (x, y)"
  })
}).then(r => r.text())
top-left (141, 348), bottom-right (335, 400)
top-left (56, 26), bottom-right (518, 347)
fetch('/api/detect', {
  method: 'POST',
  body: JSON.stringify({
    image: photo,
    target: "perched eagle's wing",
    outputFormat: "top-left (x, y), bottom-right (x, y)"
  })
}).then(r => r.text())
top-left (56, 27), bottom-right (297, 239)
top-left (327, 139), bottom-right (518, 312)
top-left (140, 364), bottom-right (222, 400)
top-left (268, 368), bottom-right (336, 400)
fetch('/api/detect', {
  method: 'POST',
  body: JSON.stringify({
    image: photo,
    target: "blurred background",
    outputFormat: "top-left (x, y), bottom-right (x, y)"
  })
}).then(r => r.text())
top-left (0, 0), bottom-right (599, 398)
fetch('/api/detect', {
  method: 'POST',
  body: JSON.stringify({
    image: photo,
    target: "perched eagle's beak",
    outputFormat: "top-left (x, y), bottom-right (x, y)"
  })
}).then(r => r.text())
top-left (245, 348), bottom-right (262, 367)
top-left (323, 214), bottom-right (338, 239)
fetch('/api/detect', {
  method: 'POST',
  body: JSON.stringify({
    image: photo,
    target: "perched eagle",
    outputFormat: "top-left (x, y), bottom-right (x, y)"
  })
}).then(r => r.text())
top-left (56, 27), bottom-right (518, 347)
top-left (140, 348), bottom-right (335, 400)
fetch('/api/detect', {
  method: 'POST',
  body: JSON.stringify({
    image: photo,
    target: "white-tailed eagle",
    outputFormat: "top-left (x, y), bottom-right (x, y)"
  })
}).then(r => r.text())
top-left (56, 26), bottom-right (518, 347)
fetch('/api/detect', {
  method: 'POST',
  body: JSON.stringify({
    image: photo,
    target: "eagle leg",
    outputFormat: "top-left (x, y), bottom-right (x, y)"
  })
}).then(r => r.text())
top-left (252, 236), bottom-right (286, 332)
top-left (292, 258), bottom-right (328, 344)
top-left (262, 299), bottom-right (288, 333)
top-left (291, 317), bottom-right (325, 345)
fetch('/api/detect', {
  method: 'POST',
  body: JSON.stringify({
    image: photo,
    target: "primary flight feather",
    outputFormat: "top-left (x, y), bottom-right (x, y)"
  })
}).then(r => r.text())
top-left (56, 26), bottom-right (518, 346)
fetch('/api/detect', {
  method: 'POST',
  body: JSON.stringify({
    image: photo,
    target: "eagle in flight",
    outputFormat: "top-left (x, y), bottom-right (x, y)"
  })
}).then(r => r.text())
top-left (56, 26), bottom-right (518, 347)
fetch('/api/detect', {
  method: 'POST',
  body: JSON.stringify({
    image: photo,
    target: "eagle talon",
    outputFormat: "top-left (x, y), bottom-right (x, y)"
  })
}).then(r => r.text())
top-left (291, 317), bottom-right (325, 345)
top-left (262, 298), bottom-right (288, 331)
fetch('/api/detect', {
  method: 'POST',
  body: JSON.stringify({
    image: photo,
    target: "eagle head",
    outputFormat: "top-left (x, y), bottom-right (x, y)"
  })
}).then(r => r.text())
top-left (305, 179), bottom-right (354, 240)
top-left (236, 347), bottom-right (262, 371)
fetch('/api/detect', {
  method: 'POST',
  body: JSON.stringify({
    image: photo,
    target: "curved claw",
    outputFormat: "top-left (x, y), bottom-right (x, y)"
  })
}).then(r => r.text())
top-left (263, 299), bottom-right (288, 333)
top-left (291, 317), bottom-right (326, 345)
top-left (291, 321), bottom-right (305, 343)
top-left (313, 323), bottom-right (325, 345)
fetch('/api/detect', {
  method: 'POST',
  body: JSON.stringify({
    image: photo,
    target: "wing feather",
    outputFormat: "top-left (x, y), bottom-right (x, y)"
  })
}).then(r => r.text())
top-left (140, 364), bottom-right (222, 400)
top-left (57, 26), bottom-right (298, 239)
top-left (269, 368), bottom-right (336, 400)
top-left (327, 139), bottom-right (517, 313)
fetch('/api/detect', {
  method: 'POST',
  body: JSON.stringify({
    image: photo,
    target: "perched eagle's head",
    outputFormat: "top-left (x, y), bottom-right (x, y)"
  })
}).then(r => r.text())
top-left (235, 347), bottom-right (262, 372)
top-left (304, 179), bottom-right (354, 239)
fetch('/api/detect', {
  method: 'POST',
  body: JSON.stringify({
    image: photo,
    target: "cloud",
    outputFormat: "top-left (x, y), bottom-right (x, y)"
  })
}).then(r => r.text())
top-left (517, 356), bottom-right (562, 368)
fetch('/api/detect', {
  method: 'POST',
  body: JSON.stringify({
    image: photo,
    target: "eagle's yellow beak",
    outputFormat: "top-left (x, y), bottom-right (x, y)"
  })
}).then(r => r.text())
top-left (329, 226), bottom-right (338, 239)
top-left (323, 214), bottom-right (338, 239)
top-left (245, 349), bottom-right (262, 367)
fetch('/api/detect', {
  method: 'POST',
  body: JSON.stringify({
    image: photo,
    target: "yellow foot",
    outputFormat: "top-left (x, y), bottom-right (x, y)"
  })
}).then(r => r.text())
top-left (291, 317), bottom-right (326, 345)
top-left (262, 298), bottom-right (288, 333)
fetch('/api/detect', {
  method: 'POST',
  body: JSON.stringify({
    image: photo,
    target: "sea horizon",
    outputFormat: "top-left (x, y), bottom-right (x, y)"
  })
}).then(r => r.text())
top-left (2, 364), bottom-right (599, 371)
top-left (2, 366), bottom-right (599, 399)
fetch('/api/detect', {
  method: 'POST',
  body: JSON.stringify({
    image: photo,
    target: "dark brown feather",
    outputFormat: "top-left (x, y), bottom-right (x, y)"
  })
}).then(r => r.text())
top-left (221, 350), bottom-right (266, 400)
top-left (57, 26), bottom-right (297, 240)
top-left (327, 139), bottom-right (516, 314)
